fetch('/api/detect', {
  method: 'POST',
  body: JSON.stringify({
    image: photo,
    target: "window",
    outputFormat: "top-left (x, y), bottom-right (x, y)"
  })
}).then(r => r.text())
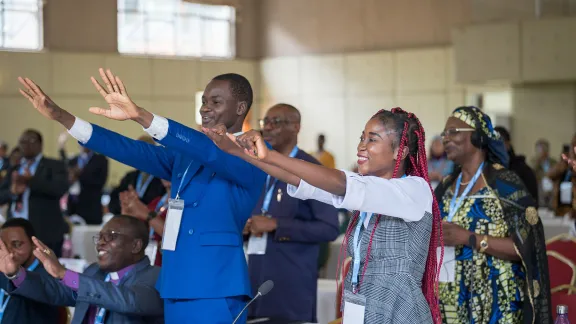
top-left (118, 0), bottom-right (235, 58)
top-left (0, 0), bottom-right (43, 50)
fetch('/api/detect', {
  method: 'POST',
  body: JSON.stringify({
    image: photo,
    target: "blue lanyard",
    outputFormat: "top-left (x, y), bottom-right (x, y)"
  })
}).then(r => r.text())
top-left (175, 162), bottom-right (192, 200)
top-left (447, 162), bottom-right (484, 222)
top-left (0, 259), bottom-right (40, 320)
top-left (261, 146), bottom-right (298, 214)
top-left (351, 175), bottom-right (406, 292)
top-left (351, 212), bottom-right (371, 291)
top-left (155, 193), bottom-right (169, 212)
top-left (565, 170), bottom-right (572, 182)
top-left (94, 274), bottom-right (111, 324)
top-left (77, 152), bottom-right (93, 169)
top-left (135, 173), bottom-right (154, 198)
top-left (542, 160), bottom-right (551, 173)
top-left (18, 157), bottom-right (41, 175)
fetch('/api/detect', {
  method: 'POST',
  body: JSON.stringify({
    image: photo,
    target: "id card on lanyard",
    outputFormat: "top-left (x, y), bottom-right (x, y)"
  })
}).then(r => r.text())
top-left (246, 146), bottom-right (298, 255)
top-left (161, 163), bottom-right (191, 251)
top-left (438, 162), bottom-right (484, 283)
top-left (0, 259), bottom-right (40, 321)
top-left (135, 173), bottom-right (154, 198)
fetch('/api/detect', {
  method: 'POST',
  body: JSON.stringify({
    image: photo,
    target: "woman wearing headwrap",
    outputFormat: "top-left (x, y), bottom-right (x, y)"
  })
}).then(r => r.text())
top-left (435, 106), bottom-right (551, 324)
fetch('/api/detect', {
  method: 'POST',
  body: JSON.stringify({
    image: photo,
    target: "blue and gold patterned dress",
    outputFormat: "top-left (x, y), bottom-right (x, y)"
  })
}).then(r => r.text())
top-left (435, 163), bottom-right (551, 324)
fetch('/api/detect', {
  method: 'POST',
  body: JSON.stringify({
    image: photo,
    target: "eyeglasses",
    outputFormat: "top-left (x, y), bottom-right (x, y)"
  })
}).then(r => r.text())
top-left (258, 117), bottom-right (293, 128)
top-left (440, 128), bottom-right (475, 138)
top-left (92, 231), bottom-right (128, 245)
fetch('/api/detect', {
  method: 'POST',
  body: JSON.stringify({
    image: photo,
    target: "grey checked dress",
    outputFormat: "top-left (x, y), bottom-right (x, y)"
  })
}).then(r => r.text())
top-left (287, 171), bottom-right (435, 323)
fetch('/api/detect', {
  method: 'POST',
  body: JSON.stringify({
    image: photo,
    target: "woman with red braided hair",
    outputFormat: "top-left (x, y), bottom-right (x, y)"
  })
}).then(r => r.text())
top-left (203, 107), bottom-right (443, 323)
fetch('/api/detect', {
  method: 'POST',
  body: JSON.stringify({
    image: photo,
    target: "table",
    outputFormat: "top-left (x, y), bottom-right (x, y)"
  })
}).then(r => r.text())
top-left (317, 279), bottom-right (337, 324)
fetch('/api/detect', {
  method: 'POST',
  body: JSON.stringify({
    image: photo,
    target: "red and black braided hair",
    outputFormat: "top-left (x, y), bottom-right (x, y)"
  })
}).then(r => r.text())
top-left (337, 107), bottom-right (443, 323)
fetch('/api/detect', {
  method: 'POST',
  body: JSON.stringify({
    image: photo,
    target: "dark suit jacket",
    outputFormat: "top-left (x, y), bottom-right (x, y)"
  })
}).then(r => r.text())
top-left (248, 149), bottom-right (340, 322)
top-left (66, 153), bottom-right (109, 224)
top-left (107, 170), bottom-right (165, 215)
top-left (509, 153), bottom-right (539, 205)
top-left (8, 257), bottom-right (163, 324)
top-left (0, 263), bottom-right (60, 324)
top-left (0, 157), bottom-right (68, 244)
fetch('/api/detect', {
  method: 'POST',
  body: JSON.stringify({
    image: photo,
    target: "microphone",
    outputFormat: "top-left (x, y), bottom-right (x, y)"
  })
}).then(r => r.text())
top-left (468, 235), bottom-right (477, 323)
top-left (232, 280), bottom-right (274, 324)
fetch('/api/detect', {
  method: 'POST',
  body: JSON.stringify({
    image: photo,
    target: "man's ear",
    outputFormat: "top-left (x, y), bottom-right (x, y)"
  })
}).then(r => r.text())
top-left (236, 101), bottom-right (248, 116)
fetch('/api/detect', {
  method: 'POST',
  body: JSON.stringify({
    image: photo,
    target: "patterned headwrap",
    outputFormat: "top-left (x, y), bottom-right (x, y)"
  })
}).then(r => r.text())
top-left (451, 106), bottom-right (509, 167)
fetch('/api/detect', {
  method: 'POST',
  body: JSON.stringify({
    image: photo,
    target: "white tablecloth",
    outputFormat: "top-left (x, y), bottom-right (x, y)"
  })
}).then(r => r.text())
top-left (317, 279), bottom-right (337, 324)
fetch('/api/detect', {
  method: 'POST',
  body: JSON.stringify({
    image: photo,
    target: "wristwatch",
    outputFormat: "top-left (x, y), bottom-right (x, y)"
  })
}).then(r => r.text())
top-left (147, 211), bottom-right (158, 222)
top-left (479, 235), bottom-right (489, 253)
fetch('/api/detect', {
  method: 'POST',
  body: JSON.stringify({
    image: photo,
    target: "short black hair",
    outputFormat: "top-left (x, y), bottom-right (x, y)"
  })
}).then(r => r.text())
top-left (113, 215), bottom-right (149, 250)
top-left (212, 73), bottom-right (253, 112)
top-left (1, 218), bottom-right (36, 240)
top-left (23, 129), bottom-right (43, 144)
top-left (494, 126), bottom-right (511, 142)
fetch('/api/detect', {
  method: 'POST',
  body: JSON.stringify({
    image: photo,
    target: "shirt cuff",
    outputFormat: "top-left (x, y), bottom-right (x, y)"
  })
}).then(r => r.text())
top-left (60, 270), bottom-right (80, 291)
top-left (11, 267), bottom-right (27, 287)
top-left (143, 114), bottom-right (169, 140)
top-left (286, 180), bottom-right (315, 200)
top-left (331, 170), bottom-right (363, 210)
top-left (68, 117), bottom-right (93, 144)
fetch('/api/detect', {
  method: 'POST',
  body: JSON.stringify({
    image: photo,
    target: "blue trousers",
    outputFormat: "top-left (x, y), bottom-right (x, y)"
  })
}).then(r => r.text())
top-left (164, 296), bottom-right (247, 324)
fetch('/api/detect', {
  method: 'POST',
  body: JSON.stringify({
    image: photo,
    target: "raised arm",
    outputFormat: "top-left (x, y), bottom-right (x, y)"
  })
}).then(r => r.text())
top-left (17, 76), bottom-right (175, 181)
top-left (202, 127), bottom-right (301, 186)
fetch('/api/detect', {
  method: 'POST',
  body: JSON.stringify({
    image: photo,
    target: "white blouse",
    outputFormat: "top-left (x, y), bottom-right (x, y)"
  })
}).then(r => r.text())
top-left (286, 170), bottom-right (432, 222)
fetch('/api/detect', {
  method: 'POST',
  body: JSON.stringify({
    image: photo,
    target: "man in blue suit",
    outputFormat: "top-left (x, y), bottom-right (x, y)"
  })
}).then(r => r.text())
top-left (17, 68), bottom-right (267, 324)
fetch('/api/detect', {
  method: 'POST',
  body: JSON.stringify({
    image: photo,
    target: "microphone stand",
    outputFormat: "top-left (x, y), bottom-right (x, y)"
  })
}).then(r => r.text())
top-left (233, 292), bottom-right (262, 324)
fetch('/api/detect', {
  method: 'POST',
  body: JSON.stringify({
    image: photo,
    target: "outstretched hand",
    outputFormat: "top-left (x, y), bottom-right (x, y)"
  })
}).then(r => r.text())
top-left (562, 147), bottom-right (576, 173)
top-left (202, 124), bottom-right (242, 154)
top-left (236, 130), bottom-right (270, 161)
top-left (18, 77), bottom-right (64, 121)
top-left (31, 236), bottom-right (66, 279)
top-left (0, 239), bottom-right (19, 276)
top-left (89, 68), bottom-right (140, 121)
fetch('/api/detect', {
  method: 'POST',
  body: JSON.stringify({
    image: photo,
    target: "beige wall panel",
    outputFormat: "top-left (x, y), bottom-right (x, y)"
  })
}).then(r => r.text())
top-left (199, 60), bottom-right (258, 94)
top-left (299, 96), bottom-right (346, 168)
top-left (522, 18), bottom-right (576, 81)
top-left (52, 53), bottom-right (106, 96)
top-left (299, 55), bottom-right (345, 96)
top-left (396, 48), bottom-right (448, 94)
top-left (396, 93), bottom-right (448, 148)
top-left (0, 52), bottom-right (52, 96)
top-left (344, 52), bottom-right (395, 96)
top-left (316, 0), bottom-right (366, 53)
top-left (151, 58), bottom-right (200, 98)
top-left (103, 56), bottom-right (153, 97)
top-left (260, 57), bottom-right (301, 99)
top-left (453, 23), bottom-right (521, 83)
top-left (512, 84), bottom-right (576, 158)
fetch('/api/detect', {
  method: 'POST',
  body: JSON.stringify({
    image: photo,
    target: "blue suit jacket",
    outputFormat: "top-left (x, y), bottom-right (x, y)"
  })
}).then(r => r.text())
top-left (82, 119), bottom-right (266, 299)
top-left (0, 264), bottom-right (60, 324)
top-left (7, 257), bottom-right (163, 324)
top-left (248, 150), bottom-right (339, 322)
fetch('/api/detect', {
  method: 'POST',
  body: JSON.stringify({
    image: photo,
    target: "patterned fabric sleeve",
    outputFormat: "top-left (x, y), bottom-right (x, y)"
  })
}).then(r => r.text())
top-left (487, 164), bottom-right (552, 324)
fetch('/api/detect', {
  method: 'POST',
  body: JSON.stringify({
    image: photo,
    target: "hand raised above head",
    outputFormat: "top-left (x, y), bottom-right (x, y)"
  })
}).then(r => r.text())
top-left (18, 77), bottom-right (64, 121)
top-left (562, 150), bottom-right (576, 173)
top-left (89, 68), bottom-right (141, 121)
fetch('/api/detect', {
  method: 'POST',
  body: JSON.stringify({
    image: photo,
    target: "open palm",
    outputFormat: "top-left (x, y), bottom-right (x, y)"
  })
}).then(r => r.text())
top-left (18, 77), bottom-right (63, 121)
top-left (0, 239), bottom-right (19, 275)
top-left (90, 68), bottom-right (140, 121)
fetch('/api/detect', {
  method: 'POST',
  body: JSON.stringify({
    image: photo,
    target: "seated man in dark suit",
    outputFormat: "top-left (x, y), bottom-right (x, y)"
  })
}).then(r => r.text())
top-left (60, 142), bottom-right (109, 225)
top-left (107, 136), bottom-right (166, 215)
top-left (0, 130), bottom-right (69, 256)
top-left (0, 215), bottom-right (164, 324)
top-left (0, 218), bottom-right (60, 324)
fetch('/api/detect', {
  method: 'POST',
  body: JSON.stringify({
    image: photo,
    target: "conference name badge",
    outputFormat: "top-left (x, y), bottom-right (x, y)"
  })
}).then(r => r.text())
top-left (162, 198), bottom-right (184, 251)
